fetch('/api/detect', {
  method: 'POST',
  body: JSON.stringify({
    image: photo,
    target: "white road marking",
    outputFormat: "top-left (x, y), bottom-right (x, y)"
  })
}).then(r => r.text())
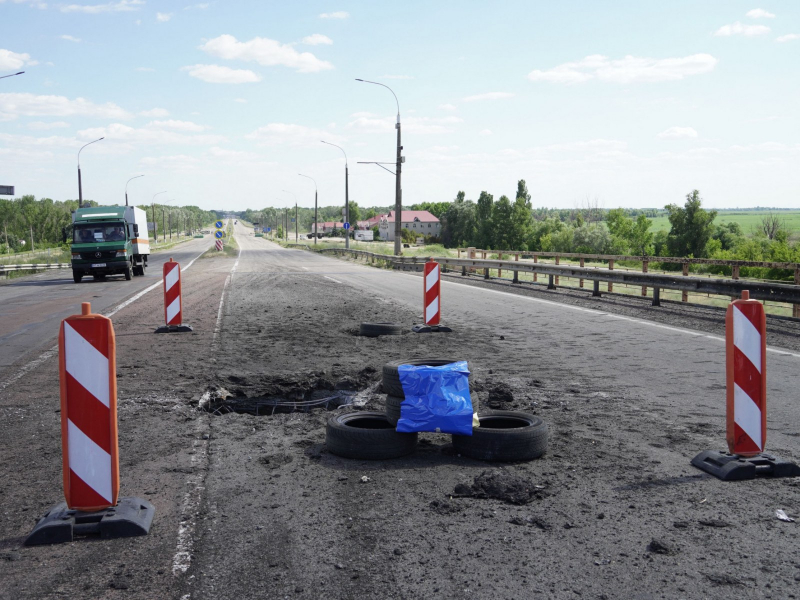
top-left (324, 275), bottom-right (342, 284)
top-left (212, 242), bottom-right (241, 347)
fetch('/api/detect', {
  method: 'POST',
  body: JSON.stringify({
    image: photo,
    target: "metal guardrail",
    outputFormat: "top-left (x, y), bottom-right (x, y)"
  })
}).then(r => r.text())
top-left (0, 263), bottom-right (70, 274)
top-left (314, 248), bottom-right (800, 310)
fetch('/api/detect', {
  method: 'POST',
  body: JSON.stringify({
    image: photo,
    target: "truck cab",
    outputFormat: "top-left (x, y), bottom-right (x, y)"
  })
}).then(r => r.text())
top-left (70, 206), bottom-right (150, 283)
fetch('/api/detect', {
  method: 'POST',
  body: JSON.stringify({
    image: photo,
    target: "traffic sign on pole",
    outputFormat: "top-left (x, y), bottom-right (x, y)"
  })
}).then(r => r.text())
top-left (215, 220), bottom-right (223, 229)
top-left (215, 230), bottom-right (223, 239)
top-left (343, 222), bottom-right (350, 230)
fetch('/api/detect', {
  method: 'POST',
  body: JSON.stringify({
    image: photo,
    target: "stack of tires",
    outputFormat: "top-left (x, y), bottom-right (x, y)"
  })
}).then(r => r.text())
top-left (326, 358), bottom-right (549, 462)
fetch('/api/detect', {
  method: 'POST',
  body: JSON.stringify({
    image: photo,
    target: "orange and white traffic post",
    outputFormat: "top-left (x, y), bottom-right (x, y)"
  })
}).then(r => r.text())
top-left (26, 302), bottom-right (155, 545)
top-left (412, 260), bottom-right (452, 333)
top-left (156, 258), bottom-right (193, 333)
top-left (691, 290), bottom-right (800, 480)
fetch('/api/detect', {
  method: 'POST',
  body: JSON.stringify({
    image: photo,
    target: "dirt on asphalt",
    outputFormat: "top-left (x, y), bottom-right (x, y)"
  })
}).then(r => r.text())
top-left (1, 238), bottom-right (799, 600)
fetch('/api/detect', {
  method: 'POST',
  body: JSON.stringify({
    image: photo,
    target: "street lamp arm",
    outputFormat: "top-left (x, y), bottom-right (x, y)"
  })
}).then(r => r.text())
top-left (298, 173), bottom-right (317, 191)
top-left (125, 174), bottom-right (145, 194)
top-left (77, 137), bottom-right (105, 167)
top-left (320, 140), bottom-right (347, 167)
top-left (0, 71), bottom-right (25, 80)
top-left (355, 79), bottom-right (400, 119)
top-left (357, 161), bottom-right (396, 175)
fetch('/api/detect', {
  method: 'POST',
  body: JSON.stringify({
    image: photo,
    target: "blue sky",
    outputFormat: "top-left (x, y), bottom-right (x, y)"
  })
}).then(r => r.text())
top-left (0, 0), bottom-right (798, 212)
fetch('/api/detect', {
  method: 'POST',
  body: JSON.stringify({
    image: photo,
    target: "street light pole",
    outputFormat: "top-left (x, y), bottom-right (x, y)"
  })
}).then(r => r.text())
top-left (152, 190), bottom-right (167, 242)
top-left (125, 174), bottom-right (144, 207)
top-left (77, 137), bottom-right (104, 209)
top-left (356, 78), bottom-right (402, 255)
top-left (321, 141), bottom-right (350, 249)
top-left (298, 173), bottom-right (317, 246)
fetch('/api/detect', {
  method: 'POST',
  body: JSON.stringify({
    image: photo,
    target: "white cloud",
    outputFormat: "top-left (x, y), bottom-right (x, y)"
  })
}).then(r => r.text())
top-left (0, 49), bottom-right (38, 70)
top-left (78, 122), bottom-right (225, 147)
top-left (0, 92), bottom-right (132, 121)
top-left (0, 0), bottom-right (47, 7)
top-left (200, 34), bottom-right (333, 73)
top-left (135, 66), bottom-right (154, 72)
top-left (27, 120), bottom-right (70, 130)
top-left (184, 2), bottom-right (209, 9)
top-left (139, 107), bottom-right (168, 117)
top-left (319, 11), bottom-right (348, 19)
top-left (61, 35), bottom-right (81, 42)
top-left (439, 103), bottom-right (457, 110)
top-left (156, 12), bottom-right (172, 22)
top-left (301, 34), bottom-right (333, 46)
top-left (61, 0), bottom-right (144, 13)
top-left (245, 123), bottom-right (343, 147)
top-left (715, 22), bottom-right (771, 36)
top-left (657, 126), bottom-right (698, 140)
top-left (746, 8), bottom-right (775, 19)
top-left (462, 92), bottom-right (515, 102)
top-left (182, 64), bottom-right (262, 84)
top-left (527, 53), bottom-right (718, 84)
top-left (139, 154), bottom-right (202, 171)
top-left (234, 98), bottom-right (247, 103)
top-left (776, 33), bottom-right (799, 42)
top-left (347, 113), bottom-right (463, 135)
top-left (479, 129), bottom-right (492, 136)
top-left (0, 131), bottom-right (78, 148)
top-left (381, 74), bottom-right (413, 80)
top-left (146, 119), bottom-right (205, 132)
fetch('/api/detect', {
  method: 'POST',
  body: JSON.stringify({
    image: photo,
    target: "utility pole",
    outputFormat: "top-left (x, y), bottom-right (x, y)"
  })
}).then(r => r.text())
top-left (30, 225), bottom-right (34, 252)
top-left (295, 203), bottom-right (298, 242)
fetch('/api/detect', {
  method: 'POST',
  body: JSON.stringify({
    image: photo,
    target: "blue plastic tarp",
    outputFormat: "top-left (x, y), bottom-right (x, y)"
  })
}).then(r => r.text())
top-left (396, 361), bottom-right (473, 435)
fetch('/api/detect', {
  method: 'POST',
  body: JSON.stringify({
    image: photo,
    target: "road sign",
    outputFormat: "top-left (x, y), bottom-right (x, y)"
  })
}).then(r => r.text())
top-left (0, 185), bottom-right (14, 195)
top-left (267, 227), bottom-right (271, 232)
top-left (215, 230), bottom-right (223, 239)
top-left (343, 222), bottom-right (350, 230)
top-left (215, 220), bottom-right (223, 229)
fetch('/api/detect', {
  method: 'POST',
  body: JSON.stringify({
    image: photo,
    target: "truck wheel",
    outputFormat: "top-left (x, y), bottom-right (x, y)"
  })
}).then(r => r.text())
top-left (451, 411), bottom-right (549, 462)
top-left (125, 262), bottom-right (133, 280)
top-left (72, 272), bottom-right (82, 283)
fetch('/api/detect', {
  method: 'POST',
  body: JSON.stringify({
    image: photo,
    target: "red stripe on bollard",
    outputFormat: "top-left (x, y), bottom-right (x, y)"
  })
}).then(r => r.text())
top-left (424, 261), bottom-right (441, 326)
top-left (726, 290), bottom-right (767, 457)
top-left (163, 258), bottom-right (183, 326)
top-left (58, 302), bottom-right (119, 512)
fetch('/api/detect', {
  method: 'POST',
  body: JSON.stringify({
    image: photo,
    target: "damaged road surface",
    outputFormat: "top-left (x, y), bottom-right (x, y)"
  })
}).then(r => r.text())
top-left (1, 220), bottom-right (800, 600)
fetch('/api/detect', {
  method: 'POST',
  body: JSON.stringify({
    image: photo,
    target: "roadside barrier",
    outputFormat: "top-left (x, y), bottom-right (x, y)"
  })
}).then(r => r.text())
top-left (424, 261), bottom-right (441, 326)
top-left (726, 290), bottom-right (766, 456)
top-left (691, 290), bottom-right (800, 480)
top-left (156, 258), bottom-right (193, 333)
top-left (59, 302), bottom-right (119, 511)
top-left (26, 302), bottom-right (156, 545)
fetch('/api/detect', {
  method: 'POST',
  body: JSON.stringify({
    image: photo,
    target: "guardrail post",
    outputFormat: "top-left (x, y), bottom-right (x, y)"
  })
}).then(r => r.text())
top-left (533, 255), bottom-right (538, 282)
top-left (642, 260), bottom-right (648, 296)
top-left (579, 258), bottom-right (585, 288)
top-left (548, 274), bottom-right (556, 290)
top-left (513, 253), bottom-right (519, 284)
top-left (731, 265), bottom-right (740, 302)
top-left (497, 252), bottom-right (503, 278)
top-left (462, 265), bottom-right (467, 276)
top-left (457, 249), bottom-right (461, 259)
top-left (554, 256), bottom-right (560, 286)
top-left (484, 263), bottom-right (490, 279)
top-left (608, 259), bottom-right (614, 292)
top-left (682, 262), bottom-right (689, 302)
top-left (593, 280), bottom-right (601, 297)
top-left (795, 268), bottom-right (800, 319)
top-left (468, 247), bottom-right (476, 273)
top-left (652, 287), bottom-right (661, 306)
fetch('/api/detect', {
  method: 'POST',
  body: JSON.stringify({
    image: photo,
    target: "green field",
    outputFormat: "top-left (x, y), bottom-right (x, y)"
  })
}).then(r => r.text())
top-left (649, 210), bottom-right (800, 239)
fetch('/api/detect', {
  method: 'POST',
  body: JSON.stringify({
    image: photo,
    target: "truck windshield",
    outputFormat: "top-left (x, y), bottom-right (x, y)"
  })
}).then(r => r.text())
top-left (73, 223), bottom-right (126, 243)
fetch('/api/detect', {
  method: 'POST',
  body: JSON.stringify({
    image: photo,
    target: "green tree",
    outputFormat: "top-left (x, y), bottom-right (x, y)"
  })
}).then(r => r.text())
top-left (509, 196), bottom-right (533, 250)
top-left (348, 201), bottom-right (361, 224)
top-left (475, 191), bottom-right (494, 248)
top-left (515, 179), bottom-right (531, 204)
top-left (491, 195), bottom-right (513, 249)
top-left (665, 190), bottom-right (717, 258)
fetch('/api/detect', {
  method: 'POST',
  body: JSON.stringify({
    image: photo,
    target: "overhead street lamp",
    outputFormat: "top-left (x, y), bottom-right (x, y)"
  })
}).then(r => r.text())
top-left (298, 173), bottom-right (317, 246)
top-left (282, 189), bottom-right (297, 242)
top-left (356, 78), bottom-right (403, 255)
top-left (320, 140), bottom-right (350, 249)
top-left (125, 174), bottom-right (144, 207)
top-left (77, 137), bottom-right (104, 209)
top-left (152, 190), bottom-right (167, 241)
top-left (0, 71), bottom-right (24, 80)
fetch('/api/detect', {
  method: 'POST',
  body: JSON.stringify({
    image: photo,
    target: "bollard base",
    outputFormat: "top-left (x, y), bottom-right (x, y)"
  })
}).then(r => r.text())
top-left (691, 450), bottom-right (800, 481)
top-left (25, 497), bottom-right (156, 546)
top-left (154, 324), bottom-right (194, 333)
top-left (412, 324), bottom-right (452, 334)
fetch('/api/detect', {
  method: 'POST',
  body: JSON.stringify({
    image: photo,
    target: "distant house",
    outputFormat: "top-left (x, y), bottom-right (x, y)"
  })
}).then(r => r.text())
top-left (311, 221), bottom-right (345, 234)
top-left (375, 210), bottom-right (440, 241)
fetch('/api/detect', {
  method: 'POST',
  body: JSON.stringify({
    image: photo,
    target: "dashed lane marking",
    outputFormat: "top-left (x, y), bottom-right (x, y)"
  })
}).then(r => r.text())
top-left (324, 275), bottom-right (342, 283)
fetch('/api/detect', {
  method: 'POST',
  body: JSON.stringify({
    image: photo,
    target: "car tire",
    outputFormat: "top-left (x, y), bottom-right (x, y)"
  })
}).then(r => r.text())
top-left (125, 262), bottom-right (133, 280)
top-left (451, 411), bottom-right (548, 462)
top-left (326, 411), bottom-right (417, 460)
top-left (382, 358), bottom-right (471, 398)
top-left (360, 322), bottom-right (403, 337)
top-left (72, 272), bottom-right (82, 283)
top-left (385, 395), bottom-right (404, 426)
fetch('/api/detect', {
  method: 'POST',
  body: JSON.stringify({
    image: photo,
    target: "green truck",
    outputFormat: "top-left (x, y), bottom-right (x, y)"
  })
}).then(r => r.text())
top-left (70, 206), bottom-right (150, 283)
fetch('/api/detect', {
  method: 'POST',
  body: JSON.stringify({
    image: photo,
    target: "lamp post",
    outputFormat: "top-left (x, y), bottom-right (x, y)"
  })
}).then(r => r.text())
top-left (356, 78), bottom-right (403, 255)
top-left (125, 174), bottom-right (144, 207)
top-left (77, 137), bottom-right (104, 209)
top-left (320, 140), bottom-right (350, 249)
top-left (152, 190), bottom-right (167, 241)
top-left (282, 190), bottom-right (297, 242)
top-left (0, 71), bottom-right (24, 80)
top-left (298, 173), bottom-right (317, 246)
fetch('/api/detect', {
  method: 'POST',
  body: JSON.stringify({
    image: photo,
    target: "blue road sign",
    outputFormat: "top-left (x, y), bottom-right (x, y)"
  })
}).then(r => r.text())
top-left (343, 222), bottom-right (350, 230)
top-left (215, 230), bottom-right (223, 239)
top-left (215, 220), bottom-right (223, 229)
top-left (267, 227), bottom-right (271, 232)
top-left (262, 227), bottom-right (267, 233)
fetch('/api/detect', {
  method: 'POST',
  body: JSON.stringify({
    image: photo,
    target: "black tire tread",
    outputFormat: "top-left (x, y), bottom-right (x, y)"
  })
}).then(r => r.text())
top-left (360, 322), bottom-right (403, 337)
top-left (452, 411), bottom-right (548, 462)
top-left (326, 411), bottom-right (417, 460)
top-left (385, 395), bottom-right (404, 426)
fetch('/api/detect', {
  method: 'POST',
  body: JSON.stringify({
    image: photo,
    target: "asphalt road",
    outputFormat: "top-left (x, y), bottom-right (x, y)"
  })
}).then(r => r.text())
top-left (1, 220), bottom-right (799, 600)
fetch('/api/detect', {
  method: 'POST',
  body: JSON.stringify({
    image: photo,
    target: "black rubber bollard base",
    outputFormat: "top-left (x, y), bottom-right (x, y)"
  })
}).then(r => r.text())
top-left (691, 450), bottom-right (800, 481)
top-left (411, 324), bottom-right (453, 333)
top-left (154, 324), bottom-right (194, 333)
top-left (25, 497), bottom-right (156, 546)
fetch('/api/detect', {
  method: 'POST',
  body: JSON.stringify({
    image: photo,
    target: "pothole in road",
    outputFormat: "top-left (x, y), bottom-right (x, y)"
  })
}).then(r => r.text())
top-left (199, 370), bottom-right (377, 416)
